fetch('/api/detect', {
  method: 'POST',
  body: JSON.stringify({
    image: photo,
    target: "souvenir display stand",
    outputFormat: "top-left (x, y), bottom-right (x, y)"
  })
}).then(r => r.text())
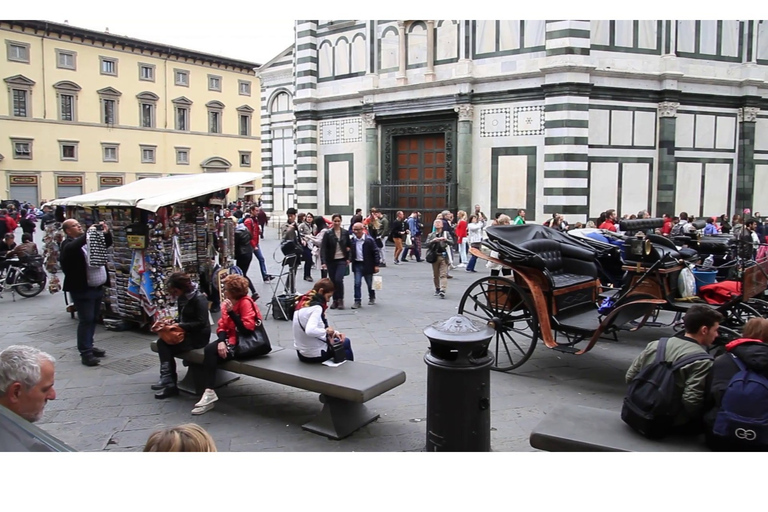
top-left (48, 172), bottom-right (257, 328)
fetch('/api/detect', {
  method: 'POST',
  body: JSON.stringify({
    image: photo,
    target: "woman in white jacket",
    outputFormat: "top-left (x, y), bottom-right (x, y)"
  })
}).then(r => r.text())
top-left (293, 278), bottom-right (354, 362)
top-left (465, 214), bottom-right (486, 273)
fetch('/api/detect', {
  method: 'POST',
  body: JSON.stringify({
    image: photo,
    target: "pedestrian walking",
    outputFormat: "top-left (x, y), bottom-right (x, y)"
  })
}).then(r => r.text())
top-left (377, 210), bottom-right (390, 264)
top-left (426, 219), bottom-right (453, 299)
top-left (465, 214), bottom-right (486, 273)
top-left (320, 214), bottom-right (351, 310)
top-left (256, 207), bottom-right (269, 239)
top-left (298, 213), bottom-right (315, 282)
top-left (244, 206), bottom-right (272, 282)
top-left (455, 210), bottom-right (468, 265)
top-left (349, 222), bottom-right (380, 309)
top-left (390, 211), bottom-right (407, 265)
top-left (402, 211), bottom-right (423, 262)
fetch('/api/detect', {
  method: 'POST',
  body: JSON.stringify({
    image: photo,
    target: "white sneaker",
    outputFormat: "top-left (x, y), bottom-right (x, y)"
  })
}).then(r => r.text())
top-left (194, 389), bottom-right (218, 408)
top-left (191, 403), bottom-right (215, 415)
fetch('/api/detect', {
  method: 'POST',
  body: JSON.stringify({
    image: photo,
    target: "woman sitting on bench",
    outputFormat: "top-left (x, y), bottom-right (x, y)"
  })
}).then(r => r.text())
top-left (193, 274), bottom-right (263, 415)
top-left (293, 278), bottom-right (354, 363)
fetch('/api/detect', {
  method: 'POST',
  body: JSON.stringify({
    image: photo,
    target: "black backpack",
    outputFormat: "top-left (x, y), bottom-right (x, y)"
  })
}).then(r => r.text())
top-left (622, 338), bottom-right (713, 438)
top-left (0, 216), bottom-right (8, 239)
top-left (711, 353), bottom-right (768, 450)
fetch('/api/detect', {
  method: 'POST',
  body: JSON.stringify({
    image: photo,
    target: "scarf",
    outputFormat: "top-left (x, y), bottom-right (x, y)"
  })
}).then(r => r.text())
top-left (295, 289), bottom-right (329, 328)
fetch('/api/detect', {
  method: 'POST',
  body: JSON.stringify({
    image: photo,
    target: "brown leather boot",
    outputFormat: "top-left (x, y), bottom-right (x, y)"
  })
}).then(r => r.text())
top-left (337, 300), bottom-right (345, 310)
top-left (329, 300), bottom-right (338, 309)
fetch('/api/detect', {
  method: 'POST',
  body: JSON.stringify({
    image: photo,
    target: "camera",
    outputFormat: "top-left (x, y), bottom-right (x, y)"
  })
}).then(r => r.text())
top-left (330, 337), bottom-right (346, 363)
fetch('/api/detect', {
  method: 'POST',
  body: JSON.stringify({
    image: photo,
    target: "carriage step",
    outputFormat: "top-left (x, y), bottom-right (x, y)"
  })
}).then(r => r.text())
top-left (551, 346), bottom-right (580, 354)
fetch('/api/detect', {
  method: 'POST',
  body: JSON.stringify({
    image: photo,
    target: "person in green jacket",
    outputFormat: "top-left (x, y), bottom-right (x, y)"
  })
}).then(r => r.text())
top-left (626, 305), bottom-right (723, 430)
top-left (513, 209), bottom-right (526, 225)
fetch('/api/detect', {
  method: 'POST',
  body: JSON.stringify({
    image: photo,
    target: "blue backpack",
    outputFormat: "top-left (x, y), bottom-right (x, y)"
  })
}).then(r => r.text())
top-left (712, 354), bottom-right (768, 449)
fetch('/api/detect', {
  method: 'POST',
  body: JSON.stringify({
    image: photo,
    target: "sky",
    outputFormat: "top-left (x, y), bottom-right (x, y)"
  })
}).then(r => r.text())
top-left (5, 2), bottom-right (760, 66)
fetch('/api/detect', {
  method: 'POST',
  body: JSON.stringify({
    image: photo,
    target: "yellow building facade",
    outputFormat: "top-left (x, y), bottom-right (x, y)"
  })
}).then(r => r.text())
top-left (0, 20), bottom-right (261, 205)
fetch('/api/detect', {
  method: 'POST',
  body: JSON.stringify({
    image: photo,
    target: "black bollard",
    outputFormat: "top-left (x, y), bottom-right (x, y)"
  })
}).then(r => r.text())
top-left (423, 315), bottom-right (494, 452)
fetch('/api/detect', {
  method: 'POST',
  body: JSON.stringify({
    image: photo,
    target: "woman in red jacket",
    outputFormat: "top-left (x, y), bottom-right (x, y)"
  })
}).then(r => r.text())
top-left (455, 210), bottom-right (468, 265)
top-left (192, 274), bottom-right (262, 415)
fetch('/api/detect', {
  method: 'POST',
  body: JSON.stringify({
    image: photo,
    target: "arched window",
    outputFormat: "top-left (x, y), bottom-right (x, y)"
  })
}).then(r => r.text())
top-left (351, 33), bottom-right (366, 73)
top-left (270, 92), bottom-right (291, 114)
top-left (318, 40), bottom-right (334, 79)
top-left (435, 20), bottom-right (459, 63)
top-left (335, 37), bottom-right (350, 76)
top-left (407, 21), bottom-right (427, 67)
top-left (380, 26), bottom-right (399, 71)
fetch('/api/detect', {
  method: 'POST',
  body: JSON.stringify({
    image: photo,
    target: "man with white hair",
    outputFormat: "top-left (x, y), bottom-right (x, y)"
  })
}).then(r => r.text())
top-left (0, 345), bottom-right (56, 423)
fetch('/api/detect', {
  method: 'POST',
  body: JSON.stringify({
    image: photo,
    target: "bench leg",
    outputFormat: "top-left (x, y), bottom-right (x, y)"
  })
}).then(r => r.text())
top-left (301, 394), bottom-right (380, 440)
top-left (177, 363), bottom-right (240, 395)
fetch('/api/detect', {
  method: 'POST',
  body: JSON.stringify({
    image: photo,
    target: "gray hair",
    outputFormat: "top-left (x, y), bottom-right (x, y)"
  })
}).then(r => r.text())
top-left (0, 345), bottom-right (55, 394)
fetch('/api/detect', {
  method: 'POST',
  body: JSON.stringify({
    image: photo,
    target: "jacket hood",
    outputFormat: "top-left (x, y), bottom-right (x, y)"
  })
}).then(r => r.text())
top-left (726, 338), bottom-right (768, 373)
top-left (235, 223), bottom-right (247, 231)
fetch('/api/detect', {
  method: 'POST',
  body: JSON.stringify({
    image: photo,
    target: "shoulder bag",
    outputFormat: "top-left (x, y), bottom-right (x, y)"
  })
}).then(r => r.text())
top-left (234, 298), bottom-right (272, 359)
top-left (152, 293), bottom-right (197, 345)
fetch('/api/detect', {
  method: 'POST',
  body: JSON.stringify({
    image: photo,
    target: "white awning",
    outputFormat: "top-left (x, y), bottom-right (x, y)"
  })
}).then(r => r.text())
top-left (48, 173), bottom-right (261, 212)
top-left (243, 188), bottom-right (263, 197)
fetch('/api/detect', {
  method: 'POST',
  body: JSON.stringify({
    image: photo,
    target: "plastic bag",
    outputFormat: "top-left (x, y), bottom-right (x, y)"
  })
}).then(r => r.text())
top-left (372, 275), bottom-right (383, 290)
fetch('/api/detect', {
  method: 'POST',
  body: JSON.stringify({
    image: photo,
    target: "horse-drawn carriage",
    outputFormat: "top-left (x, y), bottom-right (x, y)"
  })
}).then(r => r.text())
top-left (461, 219), bottom-right (768, 372)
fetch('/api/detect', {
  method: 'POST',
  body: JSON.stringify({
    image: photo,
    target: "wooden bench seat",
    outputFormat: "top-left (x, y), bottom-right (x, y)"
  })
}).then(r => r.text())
top-left (150, 341), bottom-right (406, 440)
top-left (529, 404), bottom-right (708, 452)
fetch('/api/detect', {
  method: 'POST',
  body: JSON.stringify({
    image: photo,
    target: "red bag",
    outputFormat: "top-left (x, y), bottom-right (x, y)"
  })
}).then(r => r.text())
top-left (698, 281), bottom-right (742, 305)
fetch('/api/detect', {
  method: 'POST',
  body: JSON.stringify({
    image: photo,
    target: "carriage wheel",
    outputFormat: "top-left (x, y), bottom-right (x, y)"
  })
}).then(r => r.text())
top-left (458, 276), bottom-right (539, 372)
top-left (723, 302), bottom-right (764, 329)
top-left (745, 298), bottom-right (768, 318)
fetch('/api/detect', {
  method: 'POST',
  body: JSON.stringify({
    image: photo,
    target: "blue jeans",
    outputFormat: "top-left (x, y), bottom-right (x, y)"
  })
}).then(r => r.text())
top-left (352, 261), bottom-right (374, 302)
top-left (302, 245), bottom-right (313, 279)
top-left (326, 259), bottom-right (347, 300)
top-left (70, 286), bottom-right (103, 357)
top-left (253, 246), bottom-right (269, 280)
top-left (296, 337), bottom-right (354, 362)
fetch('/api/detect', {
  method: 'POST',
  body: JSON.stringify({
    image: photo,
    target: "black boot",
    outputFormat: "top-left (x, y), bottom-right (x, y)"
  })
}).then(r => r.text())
top-left (154, 384), bottom-right (179, 399)
top-left (151, 362), bottom-right (175, 390)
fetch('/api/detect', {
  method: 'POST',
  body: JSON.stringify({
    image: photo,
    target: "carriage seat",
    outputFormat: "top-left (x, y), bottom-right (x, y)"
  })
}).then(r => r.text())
top-left (519, 239), bottom-right (598, 289)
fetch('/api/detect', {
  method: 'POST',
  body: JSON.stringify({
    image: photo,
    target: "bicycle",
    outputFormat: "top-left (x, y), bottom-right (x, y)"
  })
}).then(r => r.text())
top-left (0, 255), bottom-right (47, 300)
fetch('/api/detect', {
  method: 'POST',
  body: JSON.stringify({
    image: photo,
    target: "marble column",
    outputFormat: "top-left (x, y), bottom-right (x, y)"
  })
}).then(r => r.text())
top-left (425, 20), bottom-right (435, 82)
top-left (397, 21), bottom-right (407, 86)
top-left (363, 113), bottom-right (378, 210)
top-left (655, 101), bottom-right (679, 217)
top-left (736, 106), bottom-right (759, 213)
top-left (454, 105), bottom-right (473, 210)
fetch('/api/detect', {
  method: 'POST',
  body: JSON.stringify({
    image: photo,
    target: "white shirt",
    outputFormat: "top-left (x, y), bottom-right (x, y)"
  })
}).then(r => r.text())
top-left (293, 305), bottom-right (329, 358)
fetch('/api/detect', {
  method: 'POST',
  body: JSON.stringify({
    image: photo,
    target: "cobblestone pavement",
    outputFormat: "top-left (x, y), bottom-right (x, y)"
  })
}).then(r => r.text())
top-left (1, 228), bottom-right (679, 451)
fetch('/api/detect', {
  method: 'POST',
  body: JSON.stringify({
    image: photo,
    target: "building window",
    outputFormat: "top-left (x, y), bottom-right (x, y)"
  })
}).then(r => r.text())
top-left (55, 49), bottom-right (77, 70)
top-left (138, 63), bottom-right (155, 82)
top-left (53, 80), bottom-right (80, 122)
top-left (175, 69), bottom-right (189, 86)
top-left (11, 89), bottom-right (28, 117)
top-left (270, 92), bottom-right (291, 113)
top-left (60, 94), bottom-right (74, 121)
top-left (59, 140), bottom-right (79, 161)
top-left (140, 103), bottom-right (155, 128)
top-left (102, 143), bottom-right (119, 162)
top-left (239, 114), bottom-right (251, 136)
top-left (176, 147), bottom-right (190, 165)
top-left (6, 40), bottom-right (30, 63)
top-left (206, 100), bottom-right (224, 134)
top-left (172, 96), bottom-right (192, 131)
top-left (208, 74), bottom-right (222, 92)
top-left (239, 151), bottom-right (252, 167)
top-left (98, 87), bottom-right (122, 126)
top-left (99, 56), bottom-right (118, 76)
top-left (136, 91), bottom-right (159, 129)
top-left (239, 80), bottom-right (251, 96)
top-left (11, 138), bottom-right (33, 159)
top-left (140, 145), bottom-right (156, 164)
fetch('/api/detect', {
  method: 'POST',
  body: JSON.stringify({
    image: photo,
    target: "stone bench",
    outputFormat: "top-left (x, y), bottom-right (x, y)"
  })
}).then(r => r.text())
top-left (529, 404), bottom-right (708, 452)
top-left (150, 341), bottom-right (406, 440)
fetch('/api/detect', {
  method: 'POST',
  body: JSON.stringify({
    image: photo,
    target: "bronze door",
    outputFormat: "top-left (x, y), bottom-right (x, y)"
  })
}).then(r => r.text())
top-left (394, 134), bottom-right (447, 234)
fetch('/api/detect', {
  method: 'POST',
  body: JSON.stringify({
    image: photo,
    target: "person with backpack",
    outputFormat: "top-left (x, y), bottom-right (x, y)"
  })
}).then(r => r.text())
top-left (703, 317), bottom-right (768, 451)
top-left (670, 211), bottom-right (692, 237)
top-left (623, 305), bottom-right (723, 438)
top-left (234, 221), bottom-right (258, 299)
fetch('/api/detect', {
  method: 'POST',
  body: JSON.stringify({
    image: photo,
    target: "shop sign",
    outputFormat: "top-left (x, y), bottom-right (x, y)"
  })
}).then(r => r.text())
top-left (100, 176), bottom-right (124, 187)
top-left (10, 175), bottom-right (38, 185)
top-left (57, 175), bottom-right (83, 186)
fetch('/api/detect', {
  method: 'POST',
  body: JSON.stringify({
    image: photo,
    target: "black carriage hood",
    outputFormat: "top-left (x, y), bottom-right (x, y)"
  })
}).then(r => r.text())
top-left (484, 224), bottom-right (600, 270)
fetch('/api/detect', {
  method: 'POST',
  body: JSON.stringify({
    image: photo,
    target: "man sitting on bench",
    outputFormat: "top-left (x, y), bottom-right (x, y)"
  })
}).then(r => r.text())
top-left (625, 305), bottom-right (722, 436)
top-left (293, 279), bottom-right (354, 363)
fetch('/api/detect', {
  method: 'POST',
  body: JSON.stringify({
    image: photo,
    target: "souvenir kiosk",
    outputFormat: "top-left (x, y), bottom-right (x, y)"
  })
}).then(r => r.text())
top-left (48, 173), bottom-right (259, 327)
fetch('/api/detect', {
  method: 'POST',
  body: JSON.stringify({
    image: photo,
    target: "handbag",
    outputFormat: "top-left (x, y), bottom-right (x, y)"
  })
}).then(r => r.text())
top-left (372, 275), bottom-right (383, 290)
top-left (344, 263), bottom-right (350, 276)
top-left (234, 299), bottom-right (272, 359)
top-left (405, 233), bottom-right (412, 247)
top-left (154, 323), bottom-right (186, 345)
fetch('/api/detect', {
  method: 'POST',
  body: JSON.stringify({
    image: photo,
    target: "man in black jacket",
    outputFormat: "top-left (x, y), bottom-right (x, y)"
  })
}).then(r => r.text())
top-left (349, 222), bottom-right (380, 309)
top-left (60, 219), bottom-right (112, 366)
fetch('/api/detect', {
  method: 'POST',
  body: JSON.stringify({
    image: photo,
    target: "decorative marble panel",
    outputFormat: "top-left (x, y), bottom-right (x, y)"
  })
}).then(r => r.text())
top-left (480, 108), bottom-right (511, 137)
top-left (320, 119), bottom-right (362, 145)
top-left (513, 105), bottom-right (545, 136)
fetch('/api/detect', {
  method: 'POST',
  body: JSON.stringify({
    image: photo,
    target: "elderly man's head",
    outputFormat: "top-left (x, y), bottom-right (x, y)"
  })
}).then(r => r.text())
top-left (62, 219), bottom-right (84, 238)
top-left (0, 346), bottom-right (56, 422)
top-left (352, 222), bottom-right (365, 239)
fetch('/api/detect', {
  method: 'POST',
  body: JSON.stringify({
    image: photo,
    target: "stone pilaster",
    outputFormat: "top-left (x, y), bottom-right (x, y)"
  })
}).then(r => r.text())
top-left (655, 101), bottom-right (679, 217)
top-left (736, 106), bottom-right (759, 213)
top-left (454, 105), bottom-right (474, 210)
top-left (363, 112), bottom-right (378, 211)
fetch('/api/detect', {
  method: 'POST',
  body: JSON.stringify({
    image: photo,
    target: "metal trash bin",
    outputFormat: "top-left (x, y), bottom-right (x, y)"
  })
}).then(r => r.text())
top-left (423, 315), bottom-right (494, 451)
